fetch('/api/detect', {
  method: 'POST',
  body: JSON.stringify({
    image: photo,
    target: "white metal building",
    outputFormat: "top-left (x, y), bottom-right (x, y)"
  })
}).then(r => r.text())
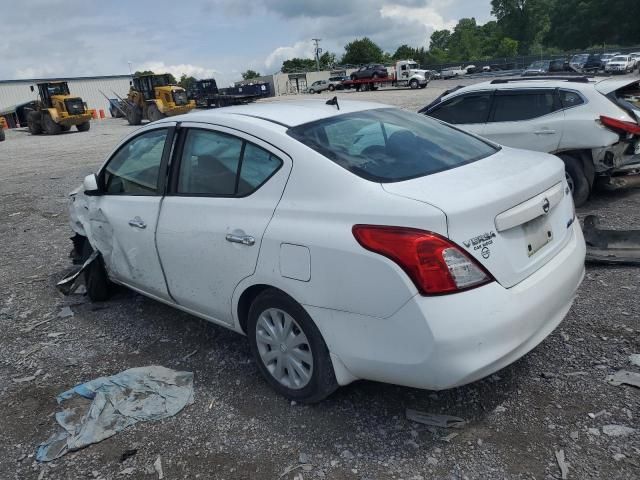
top-left (0, 75), bottom-right (131, 117)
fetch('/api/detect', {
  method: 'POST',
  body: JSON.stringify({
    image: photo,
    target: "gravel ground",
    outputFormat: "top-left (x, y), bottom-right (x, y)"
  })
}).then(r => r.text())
top-left (0, 80), bottom-right (639, 480)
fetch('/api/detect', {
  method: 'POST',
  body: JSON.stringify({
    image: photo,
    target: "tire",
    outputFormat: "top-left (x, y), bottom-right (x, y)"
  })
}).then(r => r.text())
top-left (328, 84), bottom-right (335, 91)
top-left (247, 289), bottom-right (338, 403)
top-left (127, 106), bottom-right (142, 125)
top-left (308, 89), bottom-right (315, 94)
top-left (76, 122), bottom-right (90, 132)
top-left (409, 79), bottom-right (419, 89)
top-left (81, 240), bottom-right (111, 302)
top-left (147, 104), bottom-right (165, 122)
top-left (60, 125), bottom-right (71, 132)
top-left (42, 113), bottom-right (62, 135)
top-left (27, 111), bottom-right (42, 135)
top-left (0, 128), bottom-right (4, 142)
top-left (559, 154), bottom-right (590, 207)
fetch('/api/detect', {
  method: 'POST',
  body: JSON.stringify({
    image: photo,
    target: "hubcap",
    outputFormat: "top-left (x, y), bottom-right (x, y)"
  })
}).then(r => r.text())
top-left (255, 308), bottom-right (313, 390)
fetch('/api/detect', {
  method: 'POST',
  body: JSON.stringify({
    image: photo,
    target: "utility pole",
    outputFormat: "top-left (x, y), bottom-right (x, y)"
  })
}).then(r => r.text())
top-left (313, 38), bottom-right (322, 72)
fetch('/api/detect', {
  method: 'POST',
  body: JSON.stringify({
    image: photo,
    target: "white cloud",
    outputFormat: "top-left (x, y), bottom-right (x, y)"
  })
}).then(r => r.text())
top-left (137, 61), bottom-right (218, 80)
top-left (264, 41), bottom-right (316, 70)
top-left (380, 3), bottom-right (457, 32)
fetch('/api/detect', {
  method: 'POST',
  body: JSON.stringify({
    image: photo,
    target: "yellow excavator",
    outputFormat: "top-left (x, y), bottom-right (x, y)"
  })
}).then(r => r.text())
top-left (27, 82), bottom-right (94, 135)
top-left (118, 74), bottom-right (195, 125)
top-left (0, 117), bottom-right (6, 142)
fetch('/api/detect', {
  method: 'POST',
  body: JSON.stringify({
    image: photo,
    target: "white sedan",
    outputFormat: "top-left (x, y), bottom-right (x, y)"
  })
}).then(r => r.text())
top-left (68, 100), bottom-right (586, 402)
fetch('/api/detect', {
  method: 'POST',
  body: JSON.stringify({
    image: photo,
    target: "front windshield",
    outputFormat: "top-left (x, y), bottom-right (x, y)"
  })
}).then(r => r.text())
top-left (611, 56), bottom-right (628, 62)
top-left (528, 61), bottom-right (548, 69)
top-left (408, 63), bottom-right (419, 69)
top-left (46, 83), bottom-right (69, 96)
top-left (287, 108), bottom-right (498, 183)
top-left (152, 75), bottom-right (170, 87)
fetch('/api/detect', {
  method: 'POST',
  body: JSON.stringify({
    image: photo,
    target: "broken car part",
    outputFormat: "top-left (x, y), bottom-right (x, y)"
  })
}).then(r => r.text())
top-left (583, 215), bottom-right (640, 265)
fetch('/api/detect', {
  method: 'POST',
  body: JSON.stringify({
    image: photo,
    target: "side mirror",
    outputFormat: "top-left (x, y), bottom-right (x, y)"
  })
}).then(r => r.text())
top-left (30, 85), bottom-right (34, 92)
top-left (83, 174), bottom-right (100, 195)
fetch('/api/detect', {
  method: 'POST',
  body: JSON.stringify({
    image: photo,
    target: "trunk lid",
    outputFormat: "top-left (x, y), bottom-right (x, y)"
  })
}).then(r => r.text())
top-left (382, 147), bottom-right (575, 288)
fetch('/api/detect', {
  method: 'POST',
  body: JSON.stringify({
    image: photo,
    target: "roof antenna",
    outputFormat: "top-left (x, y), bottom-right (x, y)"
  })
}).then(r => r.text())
top-left (326, 96), bottom-right (340, 110)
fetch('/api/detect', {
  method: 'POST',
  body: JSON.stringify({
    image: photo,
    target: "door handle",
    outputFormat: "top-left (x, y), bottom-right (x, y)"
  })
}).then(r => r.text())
top-left (534, 130), bottom-right (556, 135)
top-left (225, 233), bottom-right (255, 246)
top-left (128, 217), bottom-right (146, 229)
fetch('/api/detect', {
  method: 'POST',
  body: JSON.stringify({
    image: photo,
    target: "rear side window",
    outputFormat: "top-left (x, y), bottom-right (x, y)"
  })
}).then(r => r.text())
top-left (287, 108), bottom-right (498, 183)
top-left (177, 129), bottom-right (282, 196)
top-left (559, 90), bottom-right (584, 108)
top-left (491, 91), bottom-right (559, 122)
top-left (428, 93), bottom-right (492, 124)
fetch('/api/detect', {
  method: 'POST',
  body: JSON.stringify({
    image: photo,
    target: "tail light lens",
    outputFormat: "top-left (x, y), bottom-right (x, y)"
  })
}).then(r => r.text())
top-left (599, 115), bottom-right (640, 135)
top-left (352, 225), bottom-right (494, 295)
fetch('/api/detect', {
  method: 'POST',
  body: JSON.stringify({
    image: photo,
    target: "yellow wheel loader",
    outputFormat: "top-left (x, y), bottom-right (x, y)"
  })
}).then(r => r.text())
top-left (0, 117), bottom-right (6, 142)
top-left (26, 82), bottom-right (95, 135)
top-left (123, 74), bottom-right (195, 125)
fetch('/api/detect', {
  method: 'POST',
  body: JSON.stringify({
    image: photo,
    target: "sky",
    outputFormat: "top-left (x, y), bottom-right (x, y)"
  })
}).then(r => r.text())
top-left (1, 0), bottom-right (492, 86)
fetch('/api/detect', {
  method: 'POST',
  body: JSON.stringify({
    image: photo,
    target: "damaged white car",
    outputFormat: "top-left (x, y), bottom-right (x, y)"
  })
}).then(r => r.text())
top-left (420, 77), bottom-right (640, 206)
top-left (68, 100), bottom-right (585, 402)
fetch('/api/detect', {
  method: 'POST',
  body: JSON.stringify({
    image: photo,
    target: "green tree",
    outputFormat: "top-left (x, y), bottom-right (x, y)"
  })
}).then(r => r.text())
top-left (341, 37), bottom-right (384, 65)
top-left (281, 58), bottom-right (316, 73)
top-left (178, 74), bottom-right (197, 91)
top-left (495, 37), bottom-right (519, 57)
top-left (241, 69), bottom-right (261, 80)
top-left (429, 30), bottom-right (452, 51)
top-left (491, 0), bottom-right (553, 54)
top-left (319, 51), bottom-right (337, 69)
top-left (392, 44), bottom-right (416, 60)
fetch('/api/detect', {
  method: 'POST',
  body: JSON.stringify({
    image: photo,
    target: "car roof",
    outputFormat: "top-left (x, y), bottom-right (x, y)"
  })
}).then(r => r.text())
top-left (166, 99), bottom-right (391, 128)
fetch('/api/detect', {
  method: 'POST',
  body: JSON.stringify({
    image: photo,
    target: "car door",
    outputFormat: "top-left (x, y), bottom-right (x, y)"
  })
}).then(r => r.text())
top-left (426, 91), bottom-right (493, 136)
top-left (88, 124), bottom-right (175, 300)
top-left (155, 123), bottom-right (292, 325)
top-left (482, 89), bottom-right (564, 152)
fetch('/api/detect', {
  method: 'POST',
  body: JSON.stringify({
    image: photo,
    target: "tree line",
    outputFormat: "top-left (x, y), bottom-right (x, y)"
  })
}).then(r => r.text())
top-left (278, 0), bottom-right (640, 72)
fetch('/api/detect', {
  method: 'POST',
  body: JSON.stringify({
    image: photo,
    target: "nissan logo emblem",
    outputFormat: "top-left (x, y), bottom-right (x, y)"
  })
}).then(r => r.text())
top-left (542, 198), bottom-right (550, 213)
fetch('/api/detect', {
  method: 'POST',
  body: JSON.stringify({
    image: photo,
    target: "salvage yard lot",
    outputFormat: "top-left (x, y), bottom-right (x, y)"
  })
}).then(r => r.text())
top-left (1, 80), bottom-right (639, 479)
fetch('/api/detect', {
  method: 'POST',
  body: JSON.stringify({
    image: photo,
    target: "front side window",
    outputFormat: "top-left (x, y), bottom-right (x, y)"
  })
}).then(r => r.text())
top-left (428, 93), bottom-right (492, 124)
top-left (103, 128), bottom-right (168, 195)
top-left (177, 129), bottom-right (283, 196)
top-left (491, 90), bottom-right (559, 122)
top-left (288, 108), bottom-right (498, 183)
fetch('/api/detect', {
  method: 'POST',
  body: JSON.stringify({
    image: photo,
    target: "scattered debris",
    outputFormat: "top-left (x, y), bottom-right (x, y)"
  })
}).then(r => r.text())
top-left (181, 349), bottom-right (198, 361)
top-left (583, 215), bottom-right (640, 265)
top-left (56, 251), bottom-right (98, 295)
top-left (22, 317), bottom-right (54, 333)
top-left (406, 409), bottom-right (466, 429)
top-left (12, 375), bottom-right (37, 383)
top-left (588, 410), bottom-right (607, 419)
top-left (440, 432), bottom-right (459, 442)
top-left (564, 371), bottom-right (588, 377)
top-left (118, 467), bottom-right (135, 476)
top-left (602, 425), bottom-right (636, 437)
top-left (153, 456), bottom-right (164, 479)
top-left (587, 428), bottom-right (600, 436)
top-left (340, 450), bottom-right (354, 459)
top-left (613, 453), bottom-right (627, 462)
top-left (279, 464), bottom-right (313, 478)
top-left (606, 370), bottom-right (640, 388)
top-left (36, 366), bottom-right (194, 462)
top-left (629, 354), bottom-right (640, 367)
top-left (570, 431), bottom-right (579, 441)
top-left (555, 449), bottom-right (569, 480)
top-left (57, 307), bottom-right (74, 319)
top-left (119, 449), bottom-right (138, 462)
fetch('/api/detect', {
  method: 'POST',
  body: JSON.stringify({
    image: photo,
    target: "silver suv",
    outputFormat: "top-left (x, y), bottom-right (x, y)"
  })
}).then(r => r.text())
top-left (307, 80), bottom-right (330, 94)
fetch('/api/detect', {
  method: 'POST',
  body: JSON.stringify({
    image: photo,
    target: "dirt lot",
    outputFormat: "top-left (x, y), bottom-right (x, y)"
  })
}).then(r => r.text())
top-left (0, 81), bottom-right (639, 480)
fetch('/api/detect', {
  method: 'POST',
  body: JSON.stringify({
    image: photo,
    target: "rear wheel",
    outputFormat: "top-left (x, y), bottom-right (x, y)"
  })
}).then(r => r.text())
top-left (27, 111), bottom-right (42, 135)
top-left (76, 122), bottom-right (91, 132)
top-left (247, 289), bottom-right (338, 403)
top-left (328, 84), bottom-right (335, 91)
top-left (559, 154), bottom-right (590, 207)
top-left (126, 106), bottom-right (142, 125)
top-left (81, 240), bottom-right (111, 302)
top-left (42, 113), bottom-right (61, 135)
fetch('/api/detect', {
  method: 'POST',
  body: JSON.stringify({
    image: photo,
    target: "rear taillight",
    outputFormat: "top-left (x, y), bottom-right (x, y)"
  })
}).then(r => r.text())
top-left (599, 115), bottom-right (640, 135)
top-left (352, 225), bottom-right (494, 295)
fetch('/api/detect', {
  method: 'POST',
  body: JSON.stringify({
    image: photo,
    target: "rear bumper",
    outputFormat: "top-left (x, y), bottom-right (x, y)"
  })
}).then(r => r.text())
top-left (58, 112), bottom-right (93, 126)
top-left (308, 222), bottom-right (586, 390)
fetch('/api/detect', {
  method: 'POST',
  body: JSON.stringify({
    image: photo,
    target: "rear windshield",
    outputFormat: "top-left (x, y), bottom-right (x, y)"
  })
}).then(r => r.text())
top-left (287, 108), bottom-right (498, 183)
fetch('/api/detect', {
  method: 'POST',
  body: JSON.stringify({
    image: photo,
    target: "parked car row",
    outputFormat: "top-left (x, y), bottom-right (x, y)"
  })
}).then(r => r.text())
top-left (570, 52), bottom-right (640, 73)
top-left (419, 77), bottom-right (640, 206)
